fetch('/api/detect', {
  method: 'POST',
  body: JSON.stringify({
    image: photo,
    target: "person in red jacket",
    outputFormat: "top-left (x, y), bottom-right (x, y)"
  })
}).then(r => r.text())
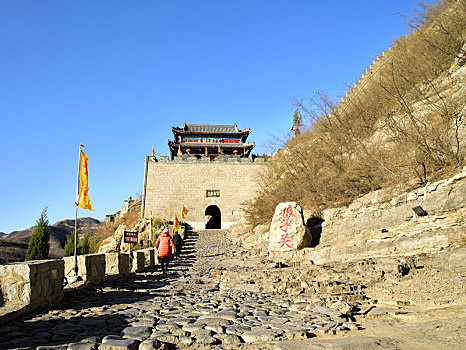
top-left (155, 227), bottom-right (176, 274)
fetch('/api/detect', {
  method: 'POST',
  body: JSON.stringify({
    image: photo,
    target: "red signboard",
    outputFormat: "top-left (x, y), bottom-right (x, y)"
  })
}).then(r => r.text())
top-left (124, 231), bottom-right (138, 244)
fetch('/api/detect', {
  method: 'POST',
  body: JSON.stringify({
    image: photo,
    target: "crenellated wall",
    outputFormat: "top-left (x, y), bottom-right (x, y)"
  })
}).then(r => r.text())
top-left (335, 46), bottom-right (394, 114)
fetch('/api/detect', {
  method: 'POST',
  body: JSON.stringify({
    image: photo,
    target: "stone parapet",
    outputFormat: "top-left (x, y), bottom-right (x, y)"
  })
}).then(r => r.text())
top-left (141, 249), bottom-right (155, 269)
top-left (335, 47), bottom-right (394, 113)
top-left (131, 251), bottom-right (145, 273)
top-left (64, 254), bottom-right (106, 285)
top-left (0, 259), bottom-right (64, 315)
top-left (0, 249), bottom-right (160, 323)
top-left (105, 252), bottom-right (130, 276)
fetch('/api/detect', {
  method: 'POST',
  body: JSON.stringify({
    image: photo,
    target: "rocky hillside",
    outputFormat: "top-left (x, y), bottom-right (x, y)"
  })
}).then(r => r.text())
top-left (231, 166), bottom-right (465, 261)
top-left (227, 167), bottom-right (465, 348)
top-left (0, 217), bottom-right (101, 264)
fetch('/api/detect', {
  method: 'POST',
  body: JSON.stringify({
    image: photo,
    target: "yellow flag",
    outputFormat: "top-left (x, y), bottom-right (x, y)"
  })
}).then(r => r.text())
top-left (174, 212), bottom-right (179, 232)
top-left (152, 144), bottom-right (155, 157)
top-left (218, 145), bottom-right (225, 155)
top-left (205, 146), bottom-right (208, 157)
top-left (182, 205), bottom-right (187, 219)
top-left (77, 149), bottom-right (94, 212)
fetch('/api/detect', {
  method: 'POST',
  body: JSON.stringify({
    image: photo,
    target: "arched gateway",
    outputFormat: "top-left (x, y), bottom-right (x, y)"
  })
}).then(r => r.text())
top-left (205, 205), bottom-right (221, 229)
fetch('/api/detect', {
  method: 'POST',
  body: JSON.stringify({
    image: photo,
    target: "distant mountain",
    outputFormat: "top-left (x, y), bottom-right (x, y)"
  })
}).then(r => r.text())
top-left (0, 217), bottom-right (102, 264)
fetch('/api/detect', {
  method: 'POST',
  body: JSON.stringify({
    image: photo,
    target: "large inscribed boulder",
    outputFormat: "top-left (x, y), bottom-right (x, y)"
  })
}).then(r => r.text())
top-left (269, 202), bottom-right (312, 255)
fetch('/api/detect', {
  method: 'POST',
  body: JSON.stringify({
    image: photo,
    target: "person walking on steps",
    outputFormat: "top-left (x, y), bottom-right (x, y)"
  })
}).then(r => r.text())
top-left (173, 230), bottom-right (182, 259)
top-left (155, 227), bottom-right (176, 274)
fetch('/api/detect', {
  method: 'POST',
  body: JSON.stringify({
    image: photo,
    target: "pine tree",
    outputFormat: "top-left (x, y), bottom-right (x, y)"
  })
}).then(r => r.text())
top-left (64, 231), bottom-right (90, 257)
top-left (79, 233), bottom-right (90, 255)
top-left (63, 233), bottom-right (75, 257)
top-left (25, 208), bottom-right (50, 261)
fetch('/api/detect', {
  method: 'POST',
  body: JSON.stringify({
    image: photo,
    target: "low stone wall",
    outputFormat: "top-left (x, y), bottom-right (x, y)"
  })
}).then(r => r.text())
top-left (1, 248), bottom-right (159, 322)
top-left (64, 254), bottom-right (106, 285)
top-left (131, 251), bottom-right (145, 273)
top-left (0, 259), bottom-right (64, 314)
top-left (141, 249), bottom-right (155, 269)
top-left (105, 252), bottom-right (130, 276)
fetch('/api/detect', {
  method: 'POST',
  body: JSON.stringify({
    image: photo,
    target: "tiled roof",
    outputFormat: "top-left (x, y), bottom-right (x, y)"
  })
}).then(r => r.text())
top-left (187, 124), bottom-right (237, 133)
top-left (173, 123), bottom-right (251, 134)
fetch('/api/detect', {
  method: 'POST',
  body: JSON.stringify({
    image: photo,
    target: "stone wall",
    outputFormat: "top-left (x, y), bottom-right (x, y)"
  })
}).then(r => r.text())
top-left (335, 46), bottom-right (393, 113)
top-left (131, 251), bottom-right (145, 273)
top-left (1, 248), bottom-right (157, 322)
top-left (0, 259), bottom-right (64, 314)
top-left (142, 156), bottom-right (267, 229)
top-left (105, 252), bottom-right (131, 276)
top-left (64, 254), bottom-right (106, 285)
top-left (141, 248), bottom-right (155, 268)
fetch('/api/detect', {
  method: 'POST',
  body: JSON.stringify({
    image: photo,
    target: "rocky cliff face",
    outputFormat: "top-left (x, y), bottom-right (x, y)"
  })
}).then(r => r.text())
top-left (97, 217), bottom-right (158, 254)
top-left (301, 167), bottom-right (465, 265)
top-left (230, 167), bottom-right (465, 262)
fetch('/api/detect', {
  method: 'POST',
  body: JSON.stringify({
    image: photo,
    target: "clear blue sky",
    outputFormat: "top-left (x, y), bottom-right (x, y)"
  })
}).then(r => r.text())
top-left (0, 0), bottom-right (420, 233)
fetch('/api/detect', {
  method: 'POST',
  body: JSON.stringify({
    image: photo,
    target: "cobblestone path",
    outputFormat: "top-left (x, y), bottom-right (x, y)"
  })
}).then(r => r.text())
top-left (0, 230), bottom-right (357, 349)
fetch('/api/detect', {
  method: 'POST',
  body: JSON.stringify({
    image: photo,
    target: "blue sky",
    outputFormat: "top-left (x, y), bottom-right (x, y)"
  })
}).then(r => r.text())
top-left (0, 0), bottom-right (420, 233)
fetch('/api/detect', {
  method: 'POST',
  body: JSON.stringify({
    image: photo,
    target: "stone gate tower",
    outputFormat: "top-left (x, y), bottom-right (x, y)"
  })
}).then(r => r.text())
top-left (141, 123), bottom-right (267, 229)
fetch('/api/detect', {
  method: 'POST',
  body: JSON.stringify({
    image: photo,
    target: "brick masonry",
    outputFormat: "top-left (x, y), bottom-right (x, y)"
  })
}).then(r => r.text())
top-left (142, 155), bottom-right (267, 229)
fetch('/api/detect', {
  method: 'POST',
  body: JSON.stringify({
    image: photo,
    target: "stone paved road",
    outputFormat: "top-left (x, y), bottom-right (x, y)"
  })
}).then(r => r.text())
top-left (0, 230), bottom-right (356, 349)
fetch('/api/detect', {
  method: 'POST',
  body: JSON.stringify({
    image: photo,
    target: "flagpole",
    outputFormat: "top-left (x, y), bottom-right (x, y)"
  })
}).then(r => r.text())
top-left (74, 144), bottom-right (83, 274)
top-left (74, 204), bottom-right (78, 273)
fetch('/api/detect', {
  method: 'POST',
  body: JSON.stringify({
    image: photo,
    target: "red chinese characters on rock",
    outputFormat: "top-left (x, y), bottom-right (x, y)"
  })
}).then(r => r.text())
top-left (278, 204), bottom-right (296, 249)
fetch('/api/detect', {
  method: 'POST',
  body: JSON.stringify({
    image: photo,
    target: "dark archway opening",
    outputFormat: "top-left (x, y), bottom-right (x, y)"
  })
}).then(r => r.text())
top-left (306, 217), bottom-right (325, 247)
top-left (205, 205), bottom-right (221, 229)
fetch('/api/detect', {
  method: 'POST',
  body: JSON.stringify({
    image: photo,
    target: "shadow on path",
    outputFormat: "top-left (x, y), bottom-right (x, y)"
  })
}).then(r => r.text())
top-left (0, 231), bottom-right (200, 349)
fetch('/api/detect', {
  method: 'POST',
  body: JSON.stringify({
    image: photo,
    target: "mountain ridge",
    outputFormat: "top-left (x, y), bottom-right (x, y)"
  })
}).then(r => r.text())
top-left (0, 217), bottom-right (102, 264)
